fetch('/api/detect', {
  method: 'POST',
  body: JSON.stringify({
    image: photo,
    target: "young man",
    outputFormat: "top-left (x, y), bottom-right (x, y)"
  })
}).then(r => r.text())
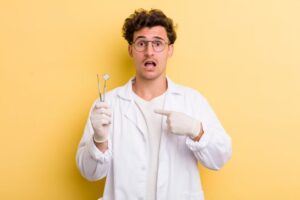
top-left (76, 9), bottom-right (232, 200)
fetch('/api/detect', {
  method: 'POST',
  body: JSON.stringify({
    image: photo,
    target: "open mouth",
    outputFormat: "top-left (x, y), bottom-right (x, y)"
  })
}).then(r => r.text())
top-left (144, 60), bottom-right (157, 68)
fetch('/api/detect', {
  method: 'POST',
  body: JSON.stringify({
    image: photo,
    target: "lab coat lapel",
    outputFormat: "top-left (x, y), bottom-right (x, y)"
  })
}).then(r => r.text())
top-left (117, 78), bottom-right (148, 140)
top-left (123, 100), bottom-right (148, 140)
top-left (156, 78), bottom-right (185, 199)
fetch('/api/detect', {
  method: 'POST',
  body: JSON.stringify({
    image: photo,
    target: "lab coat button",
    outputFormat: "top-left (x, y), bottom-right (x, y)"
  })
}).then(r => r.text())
top-left (141, 165), bottom-right (146, 170)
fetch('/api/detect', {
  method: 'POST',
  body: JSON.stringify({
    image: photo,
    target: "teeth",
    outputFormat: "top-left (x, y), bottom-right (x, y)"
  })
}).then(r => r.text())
top-left (145, 61), bottom-right (156, 66)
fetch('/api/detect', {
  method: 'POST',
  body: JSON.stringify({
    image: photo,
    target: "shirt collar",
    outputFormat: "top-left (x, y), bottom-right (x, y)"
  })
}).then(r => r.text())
top-left (117, 76), bottom-right (183, 101)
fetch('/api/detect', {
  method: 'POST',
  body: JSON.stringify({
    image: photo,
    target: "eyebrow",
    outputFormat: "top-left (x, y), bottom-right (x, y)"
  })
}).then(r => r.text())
top-left (134, 36), bottom-right (165, 41)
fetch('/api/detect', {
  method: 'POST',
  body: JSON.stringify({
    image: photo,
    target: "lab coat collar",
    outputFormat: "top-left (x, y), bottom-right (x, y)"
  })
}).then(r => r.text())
top-left (116, 76), bottom-right (183, 101)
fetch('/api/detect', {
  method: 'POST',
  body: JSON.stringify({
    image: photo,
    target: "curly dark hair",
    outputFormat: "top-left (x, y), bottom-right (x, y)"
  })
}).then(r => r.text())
top-left (122, 8), bottom-right (177, 45)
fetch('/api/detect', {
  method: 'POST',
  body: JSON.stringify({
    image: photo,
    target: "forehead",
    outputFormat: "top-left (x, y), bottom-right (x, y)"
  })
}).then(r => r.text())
top-left (133, 26), bottom-right (168, 40)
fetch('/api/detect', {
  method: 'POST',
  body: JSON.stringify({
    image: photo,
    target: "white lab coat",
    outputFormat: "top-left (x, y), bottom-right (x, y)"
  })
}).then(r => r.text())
top-left (76, 78), bottom-right (232, 200)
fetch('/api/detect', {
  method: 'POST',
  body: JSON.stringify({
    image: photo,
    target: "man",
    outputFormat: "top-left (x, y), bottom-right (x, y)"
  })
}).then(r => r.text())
top-left (76, 9), bottom-right (232, 200)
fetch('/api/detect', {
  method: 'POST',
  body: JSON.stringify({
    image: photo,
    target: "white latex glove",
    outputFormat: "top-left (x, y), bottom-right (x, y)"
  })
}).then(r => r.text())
top-left (154, 109), bottom-right (201, 138)
top-left (90, 102), bottom-right (112, 143)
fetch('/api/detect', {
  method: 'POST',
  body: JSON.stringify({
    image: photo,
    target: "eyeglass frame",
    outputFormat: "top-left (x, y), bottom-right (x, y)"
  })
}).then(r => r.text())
top-left (130, 37), bottom-right (170, 52)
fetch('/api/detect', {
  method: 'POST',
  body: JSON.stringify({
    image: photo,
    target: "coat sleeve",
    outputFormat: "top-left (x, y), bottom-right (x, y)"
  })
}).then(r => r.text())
top-left (185, 93), bottom-right (232, 170)
top-left (76, 102), bottom-right (112, 181)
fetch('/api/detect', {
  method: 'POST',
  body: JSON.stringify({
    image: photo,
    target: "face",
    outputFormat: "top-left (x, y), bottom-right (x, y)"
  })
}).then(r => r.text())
top-left (128, 26), bottom-right (174, 81)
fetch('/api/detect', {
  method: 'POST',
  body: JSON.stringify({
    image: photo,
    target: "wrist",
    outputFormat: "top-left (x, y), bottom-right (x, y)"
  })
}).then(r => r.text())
top-left (190, 121), bottom-right (204, 141)
top-left (192, 130), bottom-right (204, 141)
top-left (93, 139), bottom-right (108, 153)
top-left (93, 133), bottom-right (108, 143)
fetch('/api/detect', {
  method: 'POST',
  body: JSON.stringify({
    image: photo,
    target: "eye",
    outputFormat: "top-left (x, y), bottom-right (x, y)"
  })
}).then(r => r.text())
top-left (153, 40), bottom-right (163, 47)
top-left (136, 40), bottom-right (147, 47)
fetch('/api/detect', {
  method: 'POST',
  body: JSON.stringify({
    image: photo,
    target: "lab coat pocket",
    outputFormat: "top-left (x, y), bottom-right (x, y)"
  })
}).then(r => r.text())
top-left (181, 191), bottom-right (204, 200)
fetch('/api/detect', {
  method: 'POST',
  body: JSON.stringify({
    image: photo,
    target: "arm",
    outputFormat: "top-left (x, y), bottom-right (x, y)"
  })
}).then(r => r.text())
top-left (186, 95), bottom-right (232, 170)
top-left (76, 104), bottom-right (112, 181)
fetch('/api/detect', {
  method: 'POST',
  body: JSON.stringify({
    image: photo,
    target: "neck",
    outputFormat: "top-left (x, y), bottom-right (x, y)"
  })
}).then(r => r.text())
top-left (133, 76), bottom-right (167, 101)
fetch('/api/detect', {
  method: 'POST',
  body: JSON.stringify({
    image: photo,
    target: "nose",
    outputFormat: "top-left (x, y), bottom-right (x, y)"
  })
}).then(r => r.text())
top-left (145, 41), bottom-right (154, 56)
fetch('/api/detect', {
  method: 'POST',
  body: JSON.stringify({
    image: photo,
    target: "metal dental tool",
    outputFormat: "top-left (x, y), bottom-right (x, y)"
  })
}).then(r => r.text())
top-left (97, 73), bottom-right (110, 102)
top-left (97, 74), bottom-right (102, 102)
top-left (102, 73), bottom-right (110, 102)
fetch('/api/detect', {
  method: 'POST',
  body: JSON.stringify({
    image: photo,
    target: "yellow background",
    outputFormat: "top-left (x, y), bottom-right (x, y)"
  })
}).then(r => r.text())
top-left (1, 0), bottom-right (299, 199)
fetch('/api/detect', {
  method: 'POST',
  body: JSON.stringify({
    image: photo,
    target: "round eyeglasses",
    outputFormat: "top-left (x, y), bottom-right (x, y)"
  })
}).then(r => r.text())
top-left (131, 39), bottom-right (170, 52)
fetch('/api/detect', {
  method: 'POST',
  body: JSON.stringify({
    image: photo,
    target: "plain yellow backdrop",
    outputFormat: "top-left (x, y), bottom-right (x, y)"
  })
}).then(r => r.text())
top-left (1, 0), bottom-right (299, 199)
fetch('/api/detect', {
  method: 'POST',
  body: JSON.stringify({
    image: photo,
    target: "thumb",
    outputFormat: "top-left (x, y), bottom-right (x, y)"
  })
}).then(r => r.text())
top-left (154, 109), bottom-right (172, 116)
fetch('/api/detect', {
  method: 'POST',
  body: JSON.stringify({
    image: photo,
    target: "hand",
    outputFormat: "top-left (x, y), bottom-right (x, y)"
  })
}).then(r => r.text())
top-left (90, 101), bottom-right (112, 143)
top-left (154, 109), bottom-right (202, 138)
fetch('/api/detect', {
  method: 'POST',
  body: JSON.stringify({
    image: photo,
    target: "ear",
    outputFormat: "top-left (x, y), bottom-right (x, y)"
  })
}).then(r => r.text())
top-left (167, 44), bottom-right (174, 58)
top-left (128, 45), bottom-right (133, 57)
